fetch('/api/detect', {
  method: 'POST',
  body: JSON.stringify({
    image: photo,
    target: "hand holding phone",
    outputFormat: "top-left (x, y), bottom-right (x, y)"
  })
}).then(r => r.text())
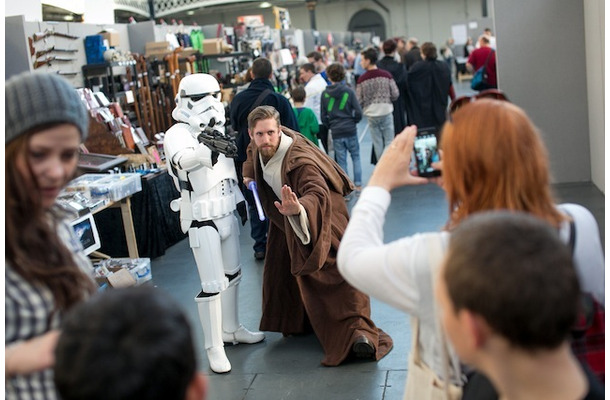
top-left (368, 126), bottom-right (429, 191)
top-left (414, 127), bottom-right (442, 178)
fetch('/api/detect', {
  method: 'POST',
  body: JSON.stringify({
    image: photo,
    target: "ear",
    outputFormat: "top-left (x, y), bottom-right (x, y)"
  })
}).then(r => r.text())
top-left (248, 129), bottom-right (254, 140)
top-left (185, 372), bottom-right (207, 400)
top-left (460, 310), bottom-right (490, 349)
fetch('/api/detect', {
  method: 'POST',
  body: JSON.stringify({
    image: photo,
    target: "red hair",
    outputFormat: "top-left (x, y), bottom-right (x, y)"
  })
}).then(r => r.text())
top-left (440, 99), bottom-right (565, 229)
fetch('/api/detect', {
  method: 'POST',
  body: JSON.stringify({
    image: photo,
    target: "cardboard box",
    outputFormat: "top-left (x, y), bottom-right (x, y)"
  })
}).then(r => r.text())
top-left (203, 38), bottom-right (224, 54)
top-left (99, 30), bottom-right (120, 47)
top-left (94, 258), bottom-right (152, 288)
top-left (146, 41), bottom-right (171, 57)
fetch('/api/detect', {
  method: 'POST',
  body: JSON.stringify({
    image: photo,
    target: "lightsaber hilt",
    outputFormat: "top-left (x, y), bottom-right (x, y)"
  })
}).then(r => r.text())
top-left (248, 181), bottom-right (266, 221)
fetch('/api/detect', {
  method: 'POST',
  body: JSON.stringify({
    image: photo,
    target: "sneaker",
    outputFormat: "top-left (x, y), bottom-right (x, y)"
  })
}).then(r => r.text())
top-left (254, 251), bottom-right (266, 260)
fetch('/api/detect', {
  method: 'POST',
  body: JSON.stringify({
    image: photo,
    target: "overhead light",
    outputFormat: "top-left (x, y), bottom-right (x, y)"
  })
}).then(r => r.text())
top-left (259, 2), bottom-right (272, 8)
top-left (63, 14), bottom-right (74, 21)
top-left (187, 10), bottom-right (195, 15)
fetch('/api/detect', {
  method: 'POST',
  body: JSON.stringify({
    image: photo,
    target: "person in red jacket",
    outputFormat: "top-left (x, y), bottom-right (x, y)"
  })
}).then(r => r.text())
top-left (466, 35), bottom-right (497, 90)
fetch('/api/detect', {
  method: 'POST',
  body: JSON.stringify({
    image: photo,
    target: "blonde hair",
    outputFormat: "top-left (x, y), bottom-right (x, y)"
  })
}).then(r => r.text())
top-left (440, 99), bottom-right (565, 229)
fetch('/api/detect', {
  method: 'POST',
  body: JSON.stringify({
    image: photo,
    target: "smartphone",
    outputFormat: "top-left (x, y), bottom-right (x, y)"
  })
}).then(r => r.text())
top-left (413, 127), bottom-right (441, 177)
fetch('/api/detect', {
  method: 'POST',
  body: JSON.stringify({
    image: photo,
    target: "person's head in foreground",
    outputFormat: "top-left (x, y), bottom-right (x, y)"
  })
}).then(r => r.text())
top-left (54, 286), bottom-right (207, 400)
top-left (436, 211), bottom-right (597, 399)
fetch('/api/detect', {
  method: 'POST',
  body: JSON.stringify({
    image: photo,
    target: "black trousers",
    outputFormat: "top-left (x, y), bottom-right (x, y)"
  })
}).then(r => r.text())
top-left (318, 124), bottom-right (329, 153)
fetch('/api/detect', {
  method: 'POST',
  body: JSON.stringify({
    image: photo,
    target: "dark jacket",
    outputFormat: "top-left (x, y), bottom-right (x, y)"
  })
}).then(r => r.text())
top-left (229, 78), bottom-right (298, 162)
top-left (403, 47), bottom-right (423, 70)
top-left (320, 83), bottom-right (362, 140)
top-left (377, 55), bottom-right (409, 134)
top-left (406, 59), bottom-right (452, 131)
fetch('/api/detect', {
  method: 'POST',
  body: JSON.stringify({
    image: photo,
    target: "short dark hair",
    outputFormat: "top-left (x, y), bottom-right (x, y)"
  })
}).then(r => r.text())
top-left (290, 86), bottom-right (306, 102)
top-left (421, 42), bottom-right (437, 60)
top-left (251, 57), bottom-right (272, 79)
top-left (307, 51), bottom-right (323, 62)
top-left (299, 62), bottom-right (316, 74)
top-left (325, 63), bottom-right (345, 83)
top-left (360, 47), bottom-right (378, 64)
top-left (444, 211), bottom-right (580, 351)
top-left (248, 105), bottom-right (280, 132)
top-left (54, 286), bottom-right (198, 400)
top-left (382, 39), bottom-right (397, 55)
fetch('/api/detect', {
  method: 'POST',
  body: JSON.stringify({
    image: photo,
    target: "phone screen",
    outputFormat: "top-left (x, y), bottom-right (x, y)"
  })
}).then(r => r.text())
top-left (414, 129), bottom-right (441, 177)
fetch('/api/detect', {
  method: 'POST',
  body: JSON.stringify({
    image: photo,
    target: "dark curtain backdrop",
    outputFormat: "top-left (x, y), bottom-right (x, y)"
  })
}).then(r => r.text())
top-left (94, 170), bottom-right (186, 259)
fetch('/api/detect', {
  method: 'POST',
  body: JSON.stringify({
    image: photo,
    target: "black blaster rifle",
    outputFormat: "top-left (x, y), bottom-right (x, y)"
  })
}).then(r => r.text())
top-left (197, 125), bottom-right (238, 159)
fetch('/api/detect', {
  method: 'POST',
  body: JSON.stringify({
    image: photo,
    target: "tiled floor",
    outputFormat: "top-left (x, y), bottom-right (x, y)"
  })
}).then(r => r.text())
top-left (150, 82), bottom-right (605, 400)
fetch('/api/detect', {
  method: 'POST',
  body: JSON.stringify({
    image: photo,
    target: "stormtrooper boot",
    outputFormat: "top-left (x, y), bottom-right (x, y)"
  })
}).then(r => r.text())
top-left (195, 293), bottom-right (231, 373)
top-left (221, 281), bottom-right (265, 345)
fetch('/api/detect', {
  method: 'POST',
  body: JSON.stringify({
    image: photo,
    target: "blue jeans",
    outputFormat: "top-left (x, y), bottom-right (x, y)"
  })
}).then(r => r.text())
top-left (333, 136), bottom-right (362, 186)
top-left (368, 114), bottom-right (395, 161)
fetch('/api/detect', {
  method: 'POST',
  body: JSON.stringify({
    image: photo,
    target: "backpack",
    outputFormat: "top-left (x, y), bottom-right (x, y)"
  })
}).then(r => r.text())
top-left (566, 219), bottom-right (605, 383)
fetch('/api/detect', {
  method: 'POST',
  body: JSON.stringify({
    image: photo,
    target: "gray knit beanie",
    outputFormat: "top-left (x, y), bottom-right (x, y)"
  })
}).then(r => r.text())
top-left (5, 72), bottom-right (89, 143)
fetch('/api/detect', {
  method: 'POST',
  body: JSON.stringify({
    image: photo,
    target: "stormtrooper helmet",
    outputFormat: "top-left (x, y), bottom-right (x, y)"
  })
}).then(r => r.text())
top-left (172, 74), bottom-right (226, 131)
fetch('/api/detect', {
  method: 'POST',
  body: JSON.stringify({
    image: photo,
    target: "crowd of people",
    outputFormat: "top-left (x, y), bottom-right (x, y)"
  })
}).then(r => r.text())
top-left (277, 33), bottom-right (492, 181)
top-left (5, 23), bottom-right (603, 400)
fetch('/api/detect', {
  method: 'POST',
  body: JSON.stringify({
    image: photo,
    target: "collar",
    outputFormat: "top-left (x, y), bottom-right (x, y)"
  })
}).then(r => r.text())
top-left (249, 78), bottom-right (275, 89)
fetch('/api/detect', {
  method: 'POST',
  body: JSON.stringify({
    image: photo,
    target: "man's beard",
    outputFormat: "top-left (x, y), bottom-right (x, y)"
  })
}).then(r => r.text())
top-left (259, 144), bottom-right (279, 164)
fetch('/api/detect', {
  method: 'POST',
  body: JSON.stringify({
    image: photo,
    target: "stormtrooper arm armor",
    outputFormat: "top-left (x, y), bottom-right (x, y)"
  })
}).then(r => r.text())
top-left (170, 143), bottom-right (218, 172)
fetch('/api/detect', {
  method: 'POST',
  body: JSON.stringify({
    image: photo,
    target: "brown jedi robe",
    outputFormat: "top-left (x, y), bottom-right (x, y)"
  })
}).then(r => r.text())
top-left (244, 127), bottom-right (393, 366)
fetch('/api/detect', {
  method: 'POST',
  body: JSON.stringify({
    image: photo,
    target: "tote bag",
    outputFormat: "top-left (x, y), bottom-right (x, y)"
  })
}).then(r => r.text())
top-left (405, 319), bottom-right (462, 400)
top-left (470, 67), bottom-right (486, 91)
top-left (403, 236), bottom-right (463, 400)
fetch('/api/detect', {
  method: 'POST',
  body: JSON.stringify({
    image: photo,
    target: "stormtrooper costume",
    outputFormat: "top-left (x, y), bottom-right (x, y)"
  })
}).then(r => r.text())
top-left (165, 74), bottom-right (264, 373)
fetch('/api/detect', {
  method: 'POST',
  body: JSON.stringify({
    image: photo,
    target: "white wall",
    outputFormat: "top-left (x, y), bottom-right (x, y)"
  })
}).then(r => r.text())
top-left (493, 0), bottom-right (592, 184)
top-left (6, 0), bottom-right (115, 25)
top-left (583, 0), bottom-right (605, 193)
top-left (83, 0), bottom-right (115, 25)
top-left (5, 0), bottom-right (43, 21)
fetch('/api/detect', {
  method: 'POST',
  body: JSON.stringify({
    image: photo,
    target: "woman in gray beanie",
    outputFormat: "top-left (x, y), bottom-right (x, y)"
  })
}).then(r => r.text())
top-left (5, 72), bottom-right (96, 400)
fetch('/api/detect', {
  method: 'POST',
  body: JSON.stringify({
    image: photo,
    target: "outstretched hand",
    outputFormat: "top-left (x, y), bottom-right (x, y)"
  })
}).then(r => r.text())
top-left (368, 126), bottom-right (430, 191)
top-left (274, 185), bottom-right (301, 216)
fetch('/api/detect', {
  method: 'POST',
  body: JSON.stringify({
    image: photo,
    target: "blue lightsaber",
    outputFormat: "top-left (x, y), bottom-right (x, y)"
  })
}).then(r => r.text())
top-left (248, 181), bottom-right (266, 221)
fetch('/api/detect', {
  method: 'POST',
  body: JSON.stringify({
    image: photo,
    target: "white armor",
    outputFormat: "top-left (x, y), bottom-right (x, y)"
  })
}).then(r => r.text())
top-left (165, 74), bottom-right (264, 373)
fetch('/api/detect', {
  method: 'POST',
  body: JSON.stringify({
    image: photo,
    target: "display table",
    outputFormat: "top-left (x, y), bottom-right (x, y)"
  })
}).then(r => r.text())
top-left (91, 197), bottom-right (139, 259)
top-left (94, 170), bottom-right (186, 259)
